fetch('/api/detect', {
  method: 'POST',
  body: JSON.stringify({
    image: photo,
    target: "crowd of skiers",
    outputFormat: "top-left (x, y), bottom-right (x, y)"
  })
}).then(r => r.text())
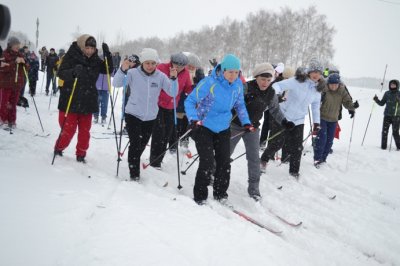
top-left (1, 34), bottom-right (399, 205)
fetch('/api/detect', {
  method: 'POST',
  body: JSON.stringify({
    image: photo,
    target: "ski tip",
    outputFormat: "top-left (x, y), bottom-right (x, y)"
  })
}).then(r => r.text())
top-left (142, 163), bottom-right (149, 169)
top-left (277, 186), bottom-right (283, 190)
top-left (186, 152), bottom-right (192, 158)
top-left (329, 195), bottom-right (337, 200)
top-left (163, 182), bottom-right (168, 187)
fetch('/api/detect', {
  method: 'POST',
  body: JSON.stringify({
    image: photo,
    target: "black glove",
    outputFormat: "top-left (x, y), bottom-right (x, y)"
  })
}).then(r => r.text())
top-left (244, 124), bottom-right (256, 132)
top-left (373, 95), bottom-right (379, 102)
top-left (353, 100), bottom-right (359, 109)
top-left (281, 119), bottom-right (295, 130)
top-left (349, 110), bottom-right (355, 119)
top-left (312, 123), bottom-right (321, 136)
top-left (189, 120), bottom-right (203, 130)
top-left (72, 64), bottom-right (83, 78)
top-left (102, 42), bottom-right (111, 57)
top-left (209, 58), bottom-right (218, 67)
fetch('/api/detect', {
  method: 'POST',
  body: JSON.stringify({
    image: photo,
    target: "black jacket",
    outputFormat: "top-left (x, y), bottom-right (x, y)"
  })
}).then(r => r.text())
top-left (57, 42), bottom-right (113, 114)
top-left (232, 79), bottom-right (285, 128)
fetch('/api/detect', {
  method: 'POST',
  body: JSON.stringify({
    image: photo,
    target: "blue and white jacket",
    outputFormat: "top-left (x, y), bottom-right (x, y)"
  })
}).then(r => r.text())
top-left (184, 65), bottom-right (250, 133)
top-left (272, 77), bottom-right (321, 125)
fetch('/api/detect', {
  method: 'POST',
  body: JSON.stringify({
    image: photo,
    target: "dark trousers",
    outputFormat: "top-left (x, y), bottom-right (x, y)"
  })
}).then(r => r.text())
top-left (169, 114), bottom-right (189, 148)
top-left (193, 127), bottom-right (231, 201)
top-left (313, 119), bottom-right (337, 162)
top-left (125, 114), bottom-right (155, 178)
top-left (45, 71), bottom-right (55, 94)
top-left (150, 107), bottom-right (175, 167)
top-left (261, 121), bottom-right (304, 174)
top-left (381, 116), bottom-right (400, 149)
top-left (29, 79), bottom-right (37, 96)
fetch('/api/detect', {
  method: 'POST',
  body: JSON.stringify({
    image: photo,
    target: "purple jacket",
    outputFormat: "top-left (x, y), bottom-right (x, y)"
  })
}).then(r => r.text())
top-left (96, 73), bottom-right (110, 91)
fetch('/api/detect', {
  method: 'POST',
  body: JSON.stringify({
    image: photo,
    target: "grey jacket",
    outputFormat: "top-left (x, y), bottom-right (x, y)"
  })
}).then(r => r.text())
top-left (113, 67), bottom-right (178, 121)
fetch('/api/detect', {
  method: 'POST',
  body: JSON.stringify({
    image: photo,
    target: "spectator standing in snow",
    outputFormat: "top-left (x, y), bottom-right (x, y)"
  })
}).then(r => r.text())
top-left (260, 58), bottom-right (323, 178)
top-left (373, 79), bottom-right (400, 150)
top-left (93, 72), bottom-right (110, 125)
top-left (0, 36), bottom-right (29, 129)
top-left (27, 51), bottom-right (40, 96)
top-left (54, 34), bottom-right (113, 163)
top-left (45, 48), bottom-right (59, 96)
top-left (38, 46), bottom-right (48, 72)
top-left (230, 62), bottom-right (294, 201)
top-left (113, 48), bottom-right (178, 181)
top-left (185, 54), bottom-right (252, 205)
top-left (313, 73), bottom-right (356, 167)
top-left (149, 52), bottom-right (192, 168)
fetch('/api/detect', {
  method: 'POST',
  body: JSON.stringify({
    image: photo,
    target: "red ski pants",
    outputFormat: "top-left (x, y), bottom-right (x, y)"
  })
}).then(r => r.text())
top-left (0, 88), bottom-right (20, 125)
top-left (54, 111), bottom-right (92, 157)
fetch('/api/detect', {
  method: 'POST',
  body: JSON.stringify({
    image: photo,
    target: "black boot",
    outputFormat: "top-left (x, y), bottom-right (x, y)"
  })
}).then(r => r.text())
top-left (76, 156), bottom-right (86, 163)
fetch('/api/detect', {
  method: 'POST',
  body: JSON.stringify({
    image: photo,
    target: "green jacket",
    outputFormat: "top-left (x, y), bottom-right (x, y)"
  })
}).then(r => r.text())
top-left (320, 84), bottom-right (355, 122)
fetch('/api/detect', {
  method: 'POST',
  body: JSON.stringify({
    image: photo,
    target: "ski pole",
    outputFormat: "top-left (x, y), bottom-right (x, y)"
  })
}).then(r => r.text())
top-left (380, 64), bottom-right (388, 93)
top-left (142, 128), bottom-right (192, 170)
top-left (180, 154), bottom-right (199, 175)
top-left (230, 152), bottom-right (246, 163)
top-left (52, 77), bottom-right (78, 165)
top-left (23, 66), bottom-right (45, 133)
top-left (48, 72), bottom-right (55, 110)
top-left (361, 102), bottom-right (376, 146)
top-left (40, 69), bottom-right (45, 94)
top-left (346, 114), bottom-right (356, 171)
top-left (104, 56), bottom-right (120, 156)
top-left (172, 83), bottom-right (183, 189)
top-left (107, 86), bottom-right (119, 129)
top-left (15, 64), bottom-right (19, 83)
top-left (116, 75), bottom-right (127, 177)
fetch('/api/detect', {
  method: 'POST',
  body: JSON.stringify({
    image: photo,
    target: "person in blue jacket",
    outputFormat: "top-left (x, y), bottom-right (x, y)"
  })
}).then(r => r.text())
top-left (185, 54), bottom-right (253, 205)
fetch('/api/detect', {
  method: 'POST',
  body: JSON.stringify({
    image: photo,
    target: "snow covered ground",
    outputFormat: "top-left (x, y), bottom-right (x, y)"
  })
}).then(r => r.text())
top-left (1, 72), bottom-right (399, 266)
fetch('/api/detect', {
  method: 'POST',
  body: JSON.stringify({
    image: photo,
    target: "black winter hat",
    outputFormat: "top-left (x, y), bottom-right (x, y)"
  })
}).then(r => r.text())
top-left (389, 79), bottom-right (399, 90)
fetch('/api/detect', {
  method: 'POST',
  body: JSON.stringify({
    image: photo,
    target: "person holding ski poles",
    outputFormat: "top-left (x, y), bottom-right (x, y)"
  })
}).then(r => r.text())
top-left (313, 73), bottom-right (356, 167)
top-left (260, 58), bottom-right (323, 178)
top-left (54, 34), bottom-right (113, 163)
top-left (230, 62), bottom-right (294, 201)
top-left (185, 54), bottom-right (252, 205)
top-left (0, 36), bottom-right (29, 129)
top-left (373, 79), bottom-right (400, 150)
top-left (112, 48), bottom-right (178, 181)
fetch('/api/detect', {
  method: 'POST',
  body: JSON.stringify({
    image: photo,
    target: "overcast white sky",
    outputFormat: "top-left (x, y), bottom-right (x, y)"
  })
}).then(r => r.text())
top-left (2, 0), bottom-right (399, 79)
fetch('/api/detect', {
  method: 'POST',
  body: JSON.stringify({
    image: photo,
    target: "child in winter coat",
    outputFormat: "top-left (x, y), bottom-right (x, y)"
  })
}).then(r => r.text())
top-left (230, 62), bottom-right (294, 201)
top-left (185, 54), bottom-right (252, 205)
top-left (260, 58), bottom-right (322, 178)
top-left (373, 79), bottom-right (400, 150)
top-left (113, 48), bottom-right (178, 181)
top-left (0, 36), bottom-right (29, 129)
top-left (313, 73), bottom-right (356, 166)
top-left (54, 34), bottom-right (113, 163)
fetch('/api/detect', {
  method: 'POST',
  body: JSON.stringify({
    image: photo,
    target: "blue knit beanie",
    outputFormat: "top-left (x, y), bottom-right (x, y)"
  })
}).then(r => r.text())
top-left (220, 54), bottom-right (241, 71)
top-left (327, 73), bottom-right (340, 84)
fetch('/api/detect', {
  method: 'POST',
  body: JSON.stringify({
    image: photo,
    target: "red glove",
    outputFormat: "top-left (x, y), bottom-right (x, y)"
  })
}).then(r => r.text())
top-left (244, 124), bottom-right (256, 132)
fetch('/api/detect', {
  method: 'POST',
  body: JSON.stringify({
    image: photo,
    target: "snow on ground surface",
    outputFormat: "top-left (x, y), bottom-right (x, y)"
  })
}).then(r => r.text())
top-left (1, 73), bottom-right (399, 266)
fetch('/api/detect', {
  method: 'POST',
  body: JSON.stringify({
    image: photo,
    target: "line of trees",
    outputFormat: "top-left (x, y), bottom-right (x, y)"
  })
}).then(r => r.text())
top-left (113, 6), bottom-right (335, 76)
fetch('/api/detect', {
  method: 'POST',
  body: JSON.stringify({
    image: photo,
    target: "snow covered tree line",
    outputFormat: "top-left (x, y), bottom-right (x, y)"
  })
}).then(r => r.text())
top-left (114, 6), bottom-right (335, 75)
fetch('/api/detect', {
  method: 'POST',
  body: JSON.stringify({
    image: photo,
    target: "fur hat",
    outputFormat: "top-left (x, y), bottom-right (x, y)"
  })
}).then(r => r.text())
top-left (77, 34), bottom-right (96, 51)
top-left (220, 54), bottom-right (241, 71)
top-left (282, 66), bottom-right (295, 79)
top-left (171, 52), bottom-right (189, 66)
top-left (307, 58), bottom-right (323, 73)
top-left (7, 36), bottom-right (20, 48)
top-left (140, 48), bottom-right (159, 63)
top-left (327, 73), bottom-right (340, 84)
top-left (252, 63), bottom-right (275, 78)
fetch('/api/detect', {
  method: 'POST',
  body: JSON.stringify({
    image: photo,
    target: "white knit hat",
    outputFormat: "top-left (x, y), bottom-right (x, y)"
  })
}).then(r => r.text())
top-left (282, 66), bottom-right (295, 79)
top-left (274, 62), bottom-right (285, 74)
top-left (252, 63), bottom-right (275, 78)
top-left (140, 48), bottom-right (159, 63)
top-left (186, 53), bottom-right (201, 68)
